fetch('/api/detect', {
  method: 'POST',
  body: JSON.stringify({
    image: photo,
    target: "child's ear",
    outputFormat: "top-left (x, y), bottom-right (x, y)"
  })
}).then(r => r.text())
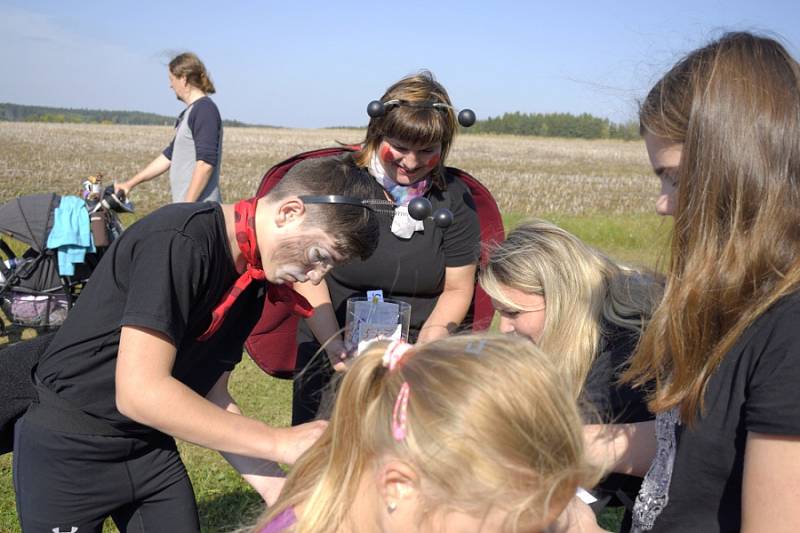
top-left (274, 197), bottom-right (306, 228)
top-left (377, 459), bottom-right (419, 508)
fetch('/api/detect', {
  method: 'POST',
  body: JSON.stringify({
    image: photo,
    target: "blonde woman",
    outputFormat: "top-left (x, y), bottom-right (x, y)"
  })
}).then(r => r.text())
top-left (480, 219), bottom-right (661, 530)
top-left (253, 334), bottom-right (599, 533)
top-left (481, 219), bottom-right (660, 417)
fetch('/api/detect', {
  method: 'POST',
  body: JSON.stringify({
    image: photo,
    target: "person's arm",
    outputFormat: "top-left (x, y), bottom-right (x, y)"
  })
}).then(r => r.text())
top-left (115, 325), bottom-right (326, 464)
top-left (293, 279), bottom-right (347, 371)
top-left (182, 160), bottom-right (215, 202)
top-left (416, 264), bottom-right (476, 344)
top-left (741, 432), bottom-right (800, 532)
top-left (548, 422), bottom-right (657, 533)
top-left (205, 371), bottom-right (288, 505)
top-left (584, 420), bottom-right (656, 477)
top-left (116, 154), bottom-right (171, 197)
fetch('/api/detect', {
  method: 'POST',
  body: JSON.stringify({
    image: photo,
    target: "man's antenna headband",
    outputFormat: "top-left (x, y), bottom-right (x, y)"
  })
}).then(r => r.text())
top-left (300, 195), bottom-right (454, 228)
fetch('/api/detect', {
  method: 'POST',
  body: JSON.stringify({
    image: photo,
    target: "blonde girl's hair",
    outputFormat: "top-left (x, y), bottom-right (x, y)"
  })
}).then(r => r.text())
top-left (254, 334), bottom-right (599, 533)
top-left (169, 52), bottom-right (216, 94)
top-left (480, 219), bottom-right (662, 400)
top-left (627, 32), bottom-right (800, 424)
top-left (355, 70), bottom-right (458, 190)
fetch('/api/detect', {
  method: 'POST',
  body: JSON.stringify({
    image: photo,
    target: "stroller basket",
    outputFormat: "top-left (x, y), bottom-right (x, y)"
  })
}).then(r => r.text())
top-left (0, 193), bottom-right (112, 334)
top-left (0, 238), bottom-right (85, 332)
top-left (1, 290), bottom-right (69, 328)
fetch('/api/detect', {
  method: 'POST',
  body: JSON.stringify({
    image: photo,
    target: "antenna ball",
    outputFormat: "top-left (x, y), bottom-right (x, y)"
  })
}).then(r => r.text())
top-left (458, 109), bottom-right (476, 127)
top-left (433, 208), bottom-right (454, 228)
top-left (367, 100), bottom-right (385, 118)
top-left (408, 197), bottom-right (432, 221)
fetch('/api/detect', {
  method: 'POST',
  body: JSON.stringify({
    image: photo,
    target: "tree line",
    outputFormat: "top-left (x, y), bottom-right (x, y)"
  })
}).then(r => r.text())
top-left (464, 111), bottom-right (640, 140)
top-left (2, 102), bottom-right (640, 140)
top-left (0, 103), bottom-right (251, 128)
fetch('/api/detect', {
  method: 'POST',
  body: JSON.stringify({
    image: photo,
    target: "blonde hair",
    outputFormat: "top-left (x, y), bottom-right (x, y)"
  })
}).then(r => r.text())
top-left (169, 52), bottom-right (216, 94)
top-left (255, 334), bottom-right (598, 533)
top-left (627, 32), bottom-right (800, 424)
top-left (355, 70), bottom-right (458, 189)
top-left (480, 219), bottom-right (661, 399)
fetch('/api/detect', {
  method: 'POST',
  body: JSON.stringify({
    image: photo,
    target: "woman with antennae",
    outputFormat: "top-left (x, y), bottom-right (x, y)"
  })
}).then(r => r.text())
top-left (290, 71), bottom-right (482, 426)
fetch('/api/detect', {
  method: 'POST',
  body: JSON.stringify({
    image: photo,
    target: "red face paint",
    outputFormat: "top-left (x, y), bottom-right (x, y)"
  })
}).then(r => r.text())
top-left (426, 153), bottom-right (441, 170)
top-left (380, 144), bottom-right (395, 163)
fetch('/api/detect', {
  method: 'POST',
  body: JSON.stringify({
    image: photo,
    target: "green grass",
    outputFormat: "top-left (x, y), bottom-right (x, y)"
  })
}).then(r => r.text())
top-left (504, 211), bottom-right (672, 269)
top-left (0, 211), bottom-right (669, 532)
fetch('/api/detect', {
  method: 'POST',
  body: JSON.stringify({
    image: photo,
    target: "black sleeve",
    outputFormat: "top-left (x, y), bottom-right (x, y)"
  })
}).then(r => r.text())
top-left (442, 177), bottom-right (480, 267)
top-left (582, 351), bottom-right (615, 418)
top-left (162, 140), bottom-right (174, 160)
top-left (120, 230), bottom-right (207, 346)
top-left (186, 97), bottom-right (222, 167)
top-left (745, 303), bottom-right (800, 435)
top-left (583, 326), bottom-right (652, 424)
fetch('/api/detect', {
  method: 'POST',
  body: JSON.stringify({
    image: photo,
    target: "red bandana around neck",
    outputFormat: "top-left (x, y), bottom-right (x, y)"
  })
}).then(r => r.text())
top-left (197, 198), bottom-right (313, 341)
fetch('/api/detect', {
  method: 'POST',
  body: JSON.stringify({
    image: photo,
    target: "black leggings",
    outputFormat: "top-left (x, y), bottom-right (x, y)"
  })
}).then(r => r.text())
top-left (291, 340), bottom-right (334, 425)
top-left (13, 416), bottom-right (200, 533)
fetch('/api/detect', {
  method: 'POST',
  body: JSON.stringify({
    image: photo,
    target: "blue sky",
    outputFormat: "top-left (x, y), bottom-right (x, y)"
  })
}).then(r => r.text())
top-left (1, 1), bottom-right (798, 128)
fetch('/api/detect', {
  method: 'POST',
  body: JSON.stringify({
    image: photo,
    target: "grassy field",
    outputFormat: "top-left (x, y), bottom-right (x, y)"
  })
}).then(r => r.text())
top-left (0, 123), bottom-right (669, 532)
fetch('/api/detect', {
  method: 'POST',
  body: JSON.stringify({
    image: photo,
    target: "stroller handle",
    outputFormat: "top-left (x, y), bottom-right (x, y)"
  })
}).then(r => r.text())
top-left (100, 185), bottom-right (134, 214)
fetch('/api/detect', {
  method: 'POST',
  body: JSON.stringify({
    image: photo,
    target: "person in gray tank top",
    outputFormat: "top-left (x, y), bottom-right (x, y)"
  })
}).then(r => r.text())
top-left (117, 52), bottom-right (223, 203)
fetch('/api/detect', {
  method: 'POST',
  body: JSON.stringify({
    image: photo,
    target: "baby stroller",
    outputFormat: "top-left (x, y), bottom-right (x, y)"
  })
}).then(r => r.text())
top-left (0, 184), bottom-right (132, 335)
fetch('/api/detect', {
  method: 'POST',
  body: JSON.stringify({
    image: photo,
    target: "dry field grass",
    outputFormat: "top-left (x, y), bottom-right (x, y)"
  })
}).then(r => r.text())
top-left (0, 122), bottom-right (656, 215)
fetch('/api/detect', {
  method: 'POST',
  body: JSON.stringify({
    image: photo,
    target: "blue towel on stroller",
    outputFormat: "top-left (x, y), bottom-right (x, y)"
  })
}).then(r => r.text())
top-left (46, 196), bottom-right (95, 276)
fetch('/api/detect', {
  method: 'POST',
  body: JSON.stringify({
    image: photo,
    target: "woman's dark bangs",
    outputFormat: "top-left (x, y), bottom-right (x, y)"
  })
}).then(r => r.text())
top-left (383, 107), bottom-right (447, 148)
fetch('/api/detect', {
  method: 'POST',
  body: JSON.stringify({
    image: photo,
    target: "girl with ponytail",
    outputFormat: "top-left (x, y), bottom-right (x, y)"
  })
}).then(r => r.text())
top-left (254, 334), bottom-right (599, 533)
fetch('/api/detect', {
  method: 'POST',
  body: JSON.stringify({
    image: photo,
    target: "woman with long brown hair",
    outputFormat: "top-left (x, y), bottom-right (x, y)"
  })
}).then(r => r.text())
top-left (564, 31), bottom-right (800, 533)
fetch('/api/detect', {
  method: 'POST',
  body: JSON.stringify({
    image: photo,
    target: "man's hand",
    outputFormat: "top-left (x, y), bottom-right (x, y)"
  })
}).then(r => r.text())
top-left (271, 420), bottom-right (328, 465)
top-left (115, 180), bottom-right (132, 199)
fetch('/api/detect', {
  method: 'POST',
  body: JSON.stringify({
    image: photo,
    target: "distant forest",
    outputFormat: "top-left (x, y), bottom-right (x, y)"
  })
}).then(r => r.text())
top-left (464, 111), bottom-right (640, 140)
top-left (1, 102), bottom-right (640, 140)
top-left (0, 102), bottom-right (251, 128)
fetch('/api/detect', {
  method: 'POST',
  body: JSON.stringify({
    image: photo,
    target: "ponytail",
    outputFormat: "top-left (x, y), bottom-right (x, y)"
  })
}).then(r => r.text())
top-left (169, 52), bottom-right (216, 94)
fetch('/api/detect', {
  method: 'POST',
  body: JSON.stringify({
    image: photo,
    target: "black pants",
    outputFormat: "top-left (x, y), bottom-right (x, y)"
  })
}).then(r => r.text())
top-left (13, 415), bottom-right (200, 533)
top-left (589, 473), bottom-right (640, 533)
top-left (291, 340), bottom-right (334, 425)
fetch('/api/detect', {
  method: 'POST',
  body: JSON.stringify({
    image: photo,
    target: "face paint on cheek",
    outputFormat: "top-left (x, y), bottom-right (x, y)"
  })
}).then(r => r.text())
top-left (379, 144), bottom-right (395, 163)
top-left (426, 153), bottom-right (441, 170)
top-left (269, 236), bottom-right (312, 268)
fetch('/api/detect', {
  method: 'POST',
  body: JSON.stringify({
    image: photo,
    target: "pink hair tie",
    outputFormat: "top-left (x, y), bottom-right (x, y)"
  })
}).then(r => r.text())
top-left (392, 382), bottom-right (411, 441)
top-left (381, 340), bottom-right (413, 441)
top-left (382, 339), bottom-right (413, 371)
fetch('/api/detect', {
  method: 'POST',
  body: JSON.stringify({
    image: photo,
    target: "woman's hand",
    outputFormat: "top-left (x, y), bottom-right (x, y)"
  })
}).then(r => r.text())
top-left (324, 336), bottom-right (349, 372)
top-left (417, 264), bottom-right (476, 344)
top-left (547, 496), bottom-right (609, 533)
top-left (584, 421), bottom-right (656, 477)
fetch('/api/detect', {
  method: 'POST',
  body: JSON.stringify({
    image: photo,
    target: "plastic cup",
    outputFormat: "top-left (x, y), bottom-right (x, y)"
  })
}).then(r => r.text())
top-left (344, 296), bottom-right (411, 353)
